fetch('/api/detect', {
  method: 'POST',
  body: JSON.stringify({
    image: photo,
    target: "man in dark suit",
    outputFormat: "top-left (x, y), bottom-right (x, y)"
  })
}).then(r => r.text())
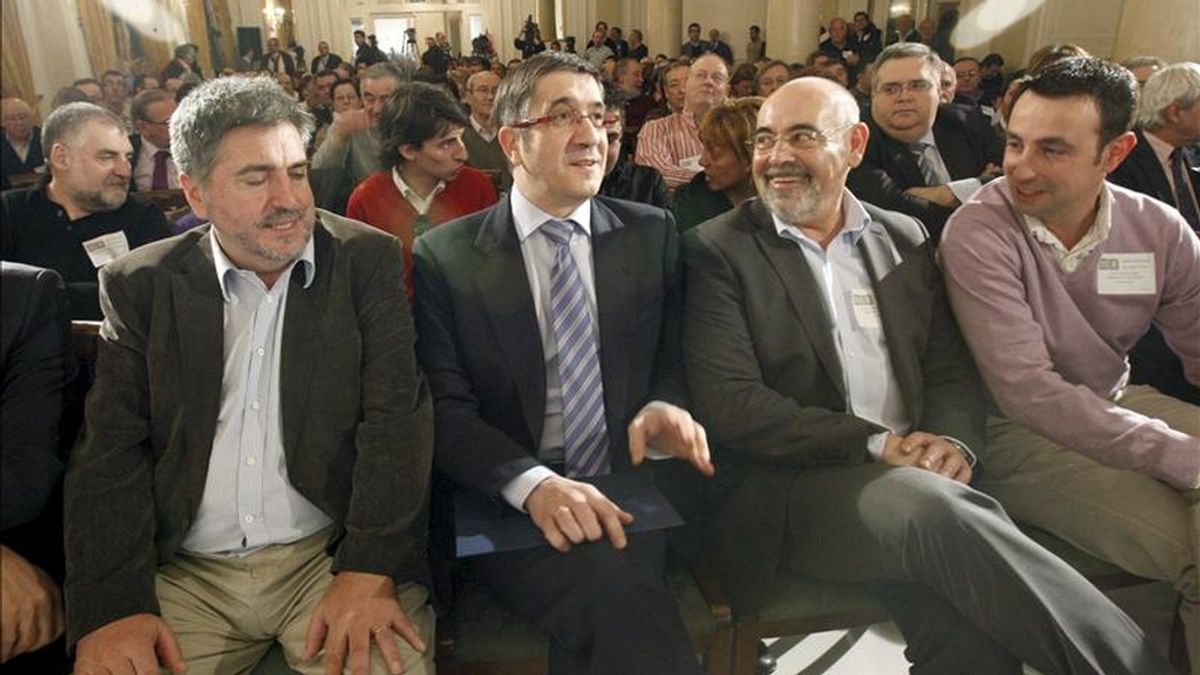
top-left (262, 37), bottom-right (297, 78)
top-left (65, 76), bottom-right (435, 675)
top-left (1, 262), bottom-right (72, 673)
top-left (310, 40), bottom-right (343, 75)
top-left (849, 42), bottom-right (1002, 240)
top-left (1109, 62), bottom-right (1200, 406)
top-left (1, 97), bottom-right (44, 186)
top-left (683, 76), bottom-right (1171, 675)
top-left (414, 52), bottom-right (711, 675)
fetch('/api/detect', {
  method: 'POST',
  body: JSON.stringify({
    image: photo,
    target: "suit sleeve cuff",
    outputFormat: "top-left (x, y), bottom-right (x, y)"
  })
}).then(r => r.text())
top-left (867, 431), bottom-right (890, 460)
top-left (940, 435), bottom-right (977, 468)
top-left (948, 178), bottom-right (982, 205)
top-left (500, 465), bottom-right (558, 512)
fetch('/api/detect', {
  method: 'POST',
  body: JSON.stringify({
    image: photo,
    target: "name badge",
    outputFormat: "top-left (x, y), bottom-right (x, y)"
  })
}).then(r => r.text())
top-left (82, 231), bottom-right (131, 269)
top-left (1096, 253), bottom-right (1155, 295)
top-left (679, 155), bottom-right (702, 172)
top-left (850, 289), bottom-right (882, 329)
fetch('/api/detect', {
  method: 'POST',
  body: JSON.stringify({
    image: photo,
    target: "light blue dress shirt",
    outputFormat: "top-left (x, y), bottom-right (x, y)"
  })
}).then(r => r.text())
top-left (179, 232), bottom-right (332, 556)
top-left (772, 189), bottom-right (910, 457)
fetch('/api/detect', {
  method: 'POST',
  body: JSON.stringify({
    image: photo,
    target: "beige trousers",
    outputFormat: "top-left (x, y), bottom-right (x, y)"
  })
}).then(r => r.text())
top-left (154, 529), bottom-right (435, 675)
top-left (980, 385), bottom-right (1200, 670)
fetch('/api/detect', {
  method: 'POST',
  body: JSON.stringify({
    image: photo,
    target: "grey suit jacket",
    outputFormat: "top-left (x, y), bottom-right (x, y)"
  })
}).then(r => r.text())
top-left (681, 198), bottom-right (984, 611)
top-left (64, 211), bottom-right (434, 646)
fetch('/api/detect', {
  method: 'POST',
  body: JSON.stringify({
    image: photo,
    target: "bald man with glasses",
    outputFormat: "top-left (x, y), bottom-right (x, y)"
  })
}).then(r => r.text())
top-left (636, 53), bottom-right (729, 190)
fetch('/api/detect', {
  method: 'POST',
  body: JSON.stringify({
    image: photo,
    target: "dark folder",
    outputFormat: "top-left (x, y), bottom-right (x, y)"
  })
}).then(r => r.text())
top-left (454, 470), bottom-right (683, 557)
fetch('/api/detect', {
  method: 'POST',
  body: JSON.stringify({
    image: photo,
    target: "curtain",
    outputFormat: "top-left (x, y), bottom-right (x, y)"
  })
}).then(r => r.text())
top-left (0, 0), bottom-right (39, 111)
top-left (76, 0), bottom-right (121, 75)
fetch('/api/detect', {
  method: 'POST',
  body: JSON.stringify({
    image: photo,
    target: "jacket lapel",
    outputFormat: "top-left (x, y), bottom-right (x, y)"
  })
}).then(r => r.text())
top-left (279, 224), bottom-right (331, 456)
top-left (591, 200), bottom-right (635, 470)
top-left (170, 229), bottom-right (224, 492)
top-left (858, 225), bottom-right (922, 417)
top-left (473, 198), bottom-right (547, 442)
top-left (750, 201), bottom-right (847, 396)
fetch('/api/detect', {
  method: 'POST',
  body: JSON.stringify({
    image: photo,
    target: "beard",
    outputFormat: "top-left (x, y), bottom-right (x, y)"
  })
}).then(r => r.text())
top-left (757, 163), bottom-right (824, 224)
top-left (72, 178), bottom-right (129, 213)
top-left (227, 207), bottom-right (316, 264)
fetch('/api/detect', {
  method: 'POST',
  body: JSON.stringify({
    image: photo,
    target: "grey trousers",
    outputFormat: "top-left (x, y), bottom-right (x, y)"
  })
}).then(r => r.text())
top-left (780, 464), bottom-right (1172, 675)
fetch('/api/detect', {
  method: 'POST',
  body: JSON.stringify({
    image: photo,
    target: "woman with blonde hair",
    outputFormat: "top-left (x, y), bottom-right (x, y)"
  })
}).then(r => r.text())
top-left (672, 96), bottom-right (764, 231)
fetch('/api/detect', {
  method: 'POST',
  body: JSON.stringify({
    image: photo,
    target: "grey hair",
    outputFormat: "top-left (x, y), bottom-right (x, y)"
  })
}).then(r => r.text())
top-left (169, 76), bottom-right (314, 184)
top-left (1120, 55), bottom-right (1167, 72)
top-left (873, 42), bottom-right (941, 88)
top-left (493, 51), bottom-right (601, 127)
top-left (360, 61), bottom-right (406, 85)
top-left (1135, 62), bottom-right (1200, 129)
top-left (41, 102), bottom-right (128, 152)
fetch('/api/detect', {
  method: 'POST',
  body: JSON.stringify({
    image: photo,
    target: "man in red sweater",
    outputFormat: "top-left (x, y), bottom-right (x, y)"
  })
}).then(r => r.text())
top-left (347, 82), bottom-right (498, 298)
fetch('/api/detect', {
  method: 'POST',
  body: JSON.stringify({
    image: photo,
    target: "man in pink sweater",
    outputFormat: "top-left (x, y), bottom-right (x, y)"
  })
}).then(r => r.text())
top-left (941, 57), bottom-right (1200, 671)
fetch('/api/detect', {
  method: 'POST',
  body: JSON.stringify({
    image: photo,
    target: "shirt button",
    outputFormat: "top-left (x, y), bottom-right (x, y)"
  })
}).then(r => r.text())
top-left (251, 401), bottom-right (261, 410)
top-left (244, 514), bottom-right (254, 523)
top-left (246, 456), bottom-right (257, 466)
top-left (256, 347), bottom-right (265, 356)
top-left (265, 296), bottom-right (275, 304)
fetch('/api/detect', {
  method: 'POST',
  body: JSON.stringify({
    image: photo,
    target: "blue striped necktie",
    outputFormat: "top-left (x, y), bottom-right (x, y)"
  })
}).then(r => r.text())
top-left (541, 219), bottom-right (610, 477)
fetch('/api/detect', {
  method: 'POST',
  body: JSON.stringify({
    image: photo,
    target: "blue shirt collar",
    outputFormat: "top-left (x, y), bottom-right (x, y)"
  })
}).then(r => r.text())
top-left (210, 225), bottom-right (316, 303)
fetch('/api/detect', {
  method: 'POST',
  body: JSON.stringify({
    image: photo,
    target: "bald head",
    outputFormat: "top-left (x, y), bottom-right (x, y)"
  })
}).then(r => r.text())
top-left (1, 98), bottom-right (34, 142)
top-left (753, 77), bottom-right (867, 233)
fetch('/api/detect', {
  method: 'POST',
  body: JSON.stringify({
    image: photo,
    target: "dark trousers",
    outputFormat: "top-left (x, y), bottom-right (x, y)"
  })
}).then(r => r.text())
top-left (472, 529), bottom-right (705, 675)
top-left (780, 464), bottom-right (1173, 675)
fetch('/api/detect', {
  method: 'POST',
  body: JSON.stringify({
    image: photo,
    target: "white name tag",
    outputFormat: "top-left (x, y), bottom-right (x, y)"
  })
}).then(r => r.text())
top-left (679, 155), bottom-right (702, 172)
top-left (1096, 253), bottom-right (1156, 295)
top-left (850, 289), bottom-right (882, 329)
top-left (82, 231), bottom-right (131, 269)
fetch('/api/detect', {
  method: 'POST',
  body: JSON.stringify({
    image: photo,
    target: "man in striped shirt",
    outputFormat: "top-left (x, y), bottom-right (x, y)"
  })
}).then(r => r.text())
top-left (635, 54), bottom-right (728, 190)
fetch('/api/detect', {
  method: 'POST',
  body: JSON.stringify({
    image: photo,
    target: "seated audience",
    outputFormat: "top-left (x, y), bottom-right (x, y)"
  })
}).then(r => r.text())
top-left (614, 57), bottom-right (655, 155)
top-left (643, 61), bottom-right (689, 122)
top-left (730, 63), bottom-right (757, 97)
top-left (1, 97), bottom-right (44, 188)
top-left (848, 43), bottom-right (1002, 241)
top-left (1121, 55), bottom-right (1168, 88)
top-left (953, 57), bottom-right (994, 108)
top-left (1, 262), bottom-right (72, 673)
top-left (940, 57), bottom-right (1200, 672)
top-left (413, 52), bottom-right (712, 675)
top-left (599, 87), bottom-right (669, 207)
top-left (1, 103), bottom-right (169, 319)
top-left (682, 75), bottom-right (1174, 675)
top-left (673, 97), bottom-right (762, 231)
top-left (346, 81), bottom-right (498, 299)
top-left (850, 11), bottom-right (883, 63)
top-left (128, 89), bottom-right (179, 191)
top-left (1109, 62), bottom-right (1200, 405)
top-left (681, 22), bottom-right (708, 59)
top-left (754, 60), bottom-right (791, 97)
top-left (72, 79), bottom-right (103, 104)
top-left (886, 13), bottom-right (920, 45)
top-left (979, 53), bottom-right (1006, 100)
top-left (917, 16), bottom-right (953, 63)
top-left (64, 75), bottom-right (436, 675)
top-left (311, 62), bottom-right (403, 212)
top-left (636, 53), bottom-right (729, 190)
top-left (707, 29), bottom-right (733, 64)
top-left (460, 70), bottom-right (512, 193)
top-left (100, 70), bottom-right (129, 119)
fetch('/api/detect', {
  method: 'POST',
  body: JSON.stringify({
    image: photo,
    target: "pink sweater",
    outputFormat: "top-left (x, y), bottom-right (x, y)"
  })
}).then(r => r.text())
top-left (941, 178), bottom-right (1200, 489)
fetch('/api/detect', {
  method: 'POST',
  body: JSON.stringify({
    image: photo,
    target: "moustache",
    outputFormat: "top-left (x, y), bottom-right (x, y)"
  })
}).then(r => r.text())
top-left (259, 209), bottom-right (307, 227)
top-left (763, 166), bottom-right (811, 180)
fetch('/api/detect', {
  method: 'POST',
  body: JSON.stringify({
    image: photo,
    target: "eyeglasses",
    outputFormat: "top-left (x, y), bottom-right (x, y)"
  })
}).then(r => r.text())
top-left (749, 123), bottom-right (856, 154)
top-left (510, 108), bottom-right (618, 131)
top-left (690, 71), bottom-right (729, 85)
top-left (875, 79), bottom-right (935, 97)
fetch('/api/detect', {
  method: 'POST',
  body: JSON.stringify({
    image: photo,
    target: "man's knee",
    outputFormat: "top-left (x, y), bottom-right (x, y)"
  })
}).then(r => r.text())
top-left (858, 468), bottom-right (1008, 546)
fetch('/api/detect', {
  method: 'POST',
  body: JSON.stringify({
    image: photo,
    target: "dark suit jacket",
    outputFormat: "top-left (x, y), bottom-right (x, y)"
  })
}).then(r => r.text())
top-left (1, 128), bottom-right (44, 184)
top-left (681, 198), bottom-right (985, 611)
top-left (1, 262), bottom-right (70, 534)
top-left (63, 212), bottom-right (434, 646)
top-left (1110, 129), bottom-right (1200, 222)
top-left (261, 51), bottom-right (297, 77)
top-left (849, 103), bottom-right (1002, 240)
top-left (311, 52), bottom-right (343, 74)
top-left (412, 195), bottom-right (686, 497)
